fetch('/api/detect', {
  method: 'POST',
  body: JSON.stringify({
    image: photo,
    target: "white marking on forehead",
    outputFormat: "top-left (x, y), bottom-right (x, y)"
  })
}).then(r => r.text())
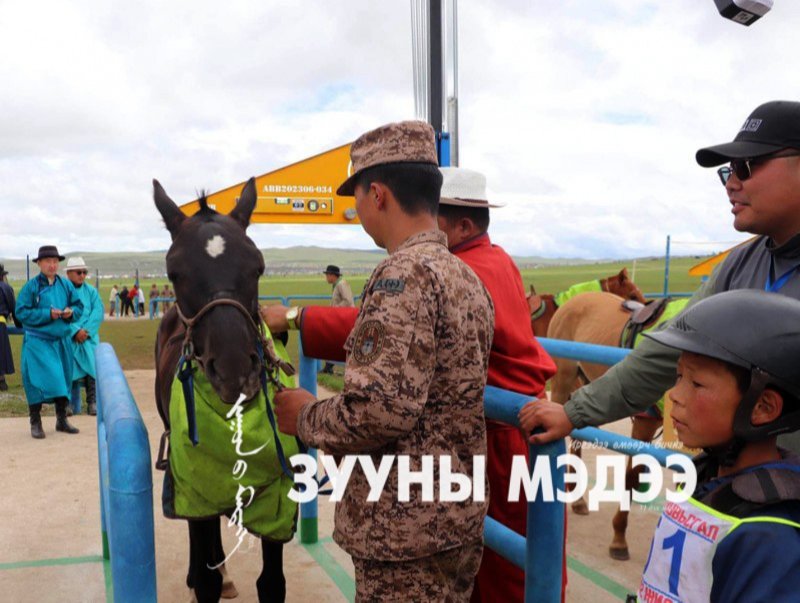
top-left (206, 235), bottom-right (226, 258)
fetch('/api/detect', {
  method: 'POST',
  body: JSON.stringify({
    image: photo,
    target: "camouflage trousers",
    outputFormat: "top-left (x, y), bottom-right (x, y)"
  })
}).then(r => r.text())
top-left (352, 539), bottom-right (483, 602)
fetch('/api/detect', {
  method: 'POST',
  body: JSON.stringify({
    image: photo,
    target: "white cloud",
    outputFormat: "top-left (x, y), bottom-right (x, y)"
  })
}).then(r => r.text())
top-left (1, 0), bottom-right (795, 260)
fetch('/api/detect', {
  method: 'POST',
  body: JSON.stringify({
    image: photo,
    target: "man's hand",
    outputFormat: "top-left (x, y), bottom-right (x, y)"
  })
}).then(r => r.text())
top-left (74, 329), bottom-right (89, 343)
top-left (274, 387), bottom-right (316, 436)
top-left (518, 400), bottom-right (575, 445)
top-left (61, 307), bottom-right (73, 319)
top-left (261, 304), bottom-right (290, 333)
top-left (50, 308), bottom-right (62, 320)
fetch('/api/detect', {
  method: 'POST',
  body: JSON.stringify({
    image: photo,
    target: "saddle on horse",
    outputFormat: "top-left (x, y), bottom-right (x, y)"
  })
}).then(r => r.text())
top-left (620, 297), bottom-right (672, 349)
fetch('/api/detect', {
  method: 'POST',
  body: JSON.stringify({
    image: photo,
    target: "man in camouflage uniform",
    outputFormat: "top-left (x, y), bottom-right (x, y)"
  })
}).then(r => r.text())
top-left (275, 120), bottom-right (495, 602)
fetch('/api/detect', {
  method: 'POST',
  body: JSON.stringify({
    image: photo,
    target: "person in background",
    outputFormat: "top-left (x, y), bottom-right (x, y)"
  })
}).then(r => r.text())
top-left (0, 264), bottom-right (17, 392)
top-left (108, 284), bottom-right (119, 317)
top-left (149, 283), bottom-right (159, 317)
top-left (161, 283), bottom-right (172, 314)
top-left (137, 285), bottom-right (146, 316)
top-left (320, 264), bottom-right (354, 375)
top-left (16, 245), bottom-right (83, 439)
top-left (65, 257), bottom-right (104, 416)
top-left (119, 285), bottom-right (130, 316)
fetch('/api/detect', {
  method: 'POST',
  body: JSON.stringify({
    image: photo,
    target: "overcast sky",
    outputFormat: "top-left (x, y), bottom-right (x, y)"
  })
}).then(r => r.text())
top-left (1, 0), bottom-right (796, 260)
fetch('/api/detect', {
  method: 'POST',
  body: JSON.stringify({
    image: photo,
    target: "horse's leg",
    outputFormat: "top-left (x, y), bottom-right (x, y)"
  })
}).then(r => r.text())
top-left (210, 521), bottom-right (239, 599)
top-left (609, 415), bottom-right (662, 561)
top-left (188, 518), bottom-right (224, 603)
top-left (256, 539), bottom-right (286, 603)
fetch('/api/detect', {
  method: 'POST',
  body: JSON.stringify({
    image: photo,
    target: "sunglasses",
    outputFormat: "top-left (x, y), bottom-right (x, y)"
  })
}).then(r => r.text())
top-left (717, 150), bottom-right (800, 185)
top-left (71, 270), bottom-right (88, 276)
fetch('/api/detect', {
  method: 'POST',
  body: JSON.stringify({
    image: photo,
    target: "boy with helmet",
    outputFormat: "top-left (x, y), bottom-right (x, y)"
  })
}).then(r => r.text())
top-left (635, 289), bottom-right (800, 602)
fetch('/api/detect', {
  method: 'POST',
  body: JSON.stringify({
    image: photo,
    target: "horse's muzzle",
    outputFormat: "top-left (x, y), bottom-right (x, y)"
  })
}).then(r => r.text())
top-left (203, 353), bottom-right (261, 404)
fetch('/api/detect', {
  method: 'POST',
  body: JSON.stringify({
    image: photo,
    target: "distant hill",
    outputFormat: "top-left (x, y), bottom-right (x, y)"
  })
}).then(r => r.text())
top-left (1, 246), bottom-right (620, 280)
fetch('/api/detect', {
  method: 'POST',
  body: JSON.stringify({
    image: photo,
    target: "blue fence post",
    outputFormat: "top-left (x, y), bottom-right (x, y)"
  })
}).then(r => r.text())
top-left (525, 439), bottom-right (565, 603)
top-left (298, 340), bottom-right (320, 544)
top-left (95, 343), bottom-right (157, 602)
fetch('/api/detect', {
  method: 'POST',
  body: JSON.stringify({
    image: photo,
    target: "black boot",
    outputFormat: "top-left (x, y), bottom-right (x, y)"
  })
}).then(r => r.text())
top-left (30, 404), bottom-right (45, 439)
top-left (0, 375), bottom-right (8, 391)
top-left (86, 376), bottom-right (97, 416)
top-left (55, 398), bottom-right (80, 434)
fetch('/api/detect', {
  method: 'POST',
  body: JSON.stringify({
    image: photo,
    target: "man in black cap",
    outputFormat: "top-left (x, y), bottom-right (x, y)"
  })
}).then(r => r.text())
top-left (523, 100), bottom-right (800, 454)
top-left (320, 264), bottom-right (354, 374)
top-left (0, 264), bottom-right (17, 391)
top-left (15, 245), bottom-right (84, 438)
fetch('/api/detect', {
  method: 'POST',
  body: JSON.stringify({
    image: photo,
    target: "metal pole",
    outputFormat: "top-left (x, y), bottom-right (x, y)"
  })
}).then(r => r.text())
top-left (428, 0), bottom-right (443, 134)
top-left (298, 340), bottom-right (320, 544)
top-left (26, 254), bottom-right (30, 281)
top-left (445, 0), bottom-right (459, 165)
top-left (663, 235), bottom-right (671, 297)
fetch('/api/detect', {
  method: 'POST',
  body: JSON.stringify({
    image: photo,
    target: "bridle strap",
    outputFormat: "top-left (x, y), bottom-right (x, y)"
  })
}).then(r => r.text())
top-left (175, 297), bottom-right (295, 382)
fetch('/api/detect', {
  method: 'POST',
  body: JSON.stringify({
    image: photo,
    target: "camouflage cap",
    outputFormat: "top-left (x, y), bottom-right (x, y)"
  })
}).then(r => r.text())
top-left (336, 120), bottom-right (439, 196)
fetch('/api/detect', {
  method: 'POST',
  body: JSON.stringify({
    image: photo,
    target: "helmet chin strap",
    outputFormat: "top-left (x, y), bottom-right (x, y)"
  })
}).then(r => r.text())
top-left (705, 369), bottom-right (772, 467)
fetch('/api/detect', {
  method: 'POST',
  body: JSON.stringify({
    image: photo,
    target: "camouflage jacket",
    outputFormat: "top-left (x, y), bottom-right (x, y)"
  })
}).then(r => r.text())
top-left (298, 229), bottom-right (494, 560)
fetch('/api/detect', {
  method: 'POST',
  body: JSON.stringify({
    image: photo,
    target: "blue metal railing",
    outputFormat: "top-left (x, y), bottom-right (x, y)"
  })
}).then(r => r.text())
top-left (95, 343), bottom-right (157, 602)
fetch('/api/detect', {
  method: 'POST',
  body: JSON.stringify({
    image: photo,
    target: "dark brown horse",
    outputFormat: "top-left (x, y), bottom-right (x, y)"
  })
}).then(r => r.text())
top-left (547, 291), bottom-right (688, 561)
top-left (154, 178), bottom-right (288, 602)
top-left (527, 268), bottom-right (645, 337)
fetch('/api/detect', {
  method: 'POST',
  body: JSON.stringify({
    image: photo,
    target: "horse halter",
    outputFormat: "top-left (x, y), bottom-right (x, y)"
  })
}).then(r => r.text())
top-left (174, 297), bottom-right (295, 389)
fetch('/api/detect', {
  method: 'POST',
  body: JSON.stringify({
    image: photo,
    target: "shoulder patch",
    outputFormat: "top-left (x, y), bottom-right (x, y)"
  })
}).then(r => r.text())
top-left (372, 278), bottom-right (405, 294)
top-left (351, 320), bottom-right (385, 364)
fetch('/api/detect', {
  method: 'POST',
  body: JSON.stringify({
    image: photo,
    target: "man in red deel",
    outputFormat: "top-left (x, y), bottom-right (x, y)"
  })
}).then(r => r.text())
top-left (265, 167), bottom-right (564, 602)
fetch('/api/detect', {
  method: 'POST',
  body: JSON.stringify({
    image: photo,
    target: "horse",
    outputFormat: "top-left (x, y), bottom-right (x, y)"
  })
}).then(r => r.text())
top-left (546, 291), bottom-right (689, 561)
top-left (527, 268), bottom-right (646, 338)
top-left (154, 178), bottom-right (297, 602)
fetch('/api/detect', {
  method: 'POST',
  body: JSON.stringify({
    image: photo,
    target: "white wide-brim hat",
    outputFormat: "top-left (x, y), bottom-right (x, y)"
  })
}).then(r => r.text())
top-left (439, 167), bottom-right (504, 208)
top-left (65, 256), bottom-right (89, 271)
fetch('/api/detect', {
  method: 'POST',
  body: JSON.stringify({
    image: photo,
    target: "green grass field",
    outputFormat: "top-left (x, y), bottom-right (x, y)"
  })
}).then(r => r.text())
top-left (0, 255), bottom-right (706, 416)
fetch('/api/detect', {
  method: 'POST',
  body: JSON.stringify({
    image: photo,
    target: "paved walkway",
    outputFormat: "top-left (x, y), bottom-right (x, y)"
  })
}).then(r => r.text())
top-left (0, 369), bottom-right (657, 602)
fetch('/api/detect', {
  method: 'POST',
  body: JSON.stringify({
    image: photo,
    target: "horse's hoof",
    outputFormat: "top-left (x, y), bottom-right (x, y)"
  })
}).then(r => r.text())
top-left (221, 580), bottom-right (239, 599)
top-left (609, 546), bottom-right (630, 561)
top-left (572, 499), bottom-right (590, 515)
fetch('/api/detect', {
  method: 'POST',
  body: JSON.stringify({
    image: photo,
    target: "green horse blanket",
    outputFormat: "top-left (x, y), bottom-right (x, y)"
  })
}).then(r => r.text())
top-left (162, 333), bottom-right (299, 541)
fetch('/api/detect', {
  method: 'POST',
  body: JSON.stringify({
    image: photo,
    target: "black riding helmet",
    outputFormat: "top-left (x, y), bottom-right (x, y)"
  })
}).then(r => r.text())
top-left (644, 289), bottom-right (800, 445)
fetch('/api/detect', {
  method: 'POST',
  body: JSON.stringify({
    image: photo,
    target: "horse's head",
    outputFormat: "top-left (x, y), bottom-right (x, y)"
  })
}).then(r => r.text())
top-left (605, 268), bottom-right (646, 304)
top-left (154, 178), bottom-right (265, 404)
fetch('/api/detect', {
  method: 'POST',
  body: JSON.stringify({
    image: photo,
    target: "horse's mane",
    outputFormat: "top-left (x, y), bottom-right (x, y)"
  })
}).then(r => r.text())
top-left (195, 190), bottom-right (218, 220)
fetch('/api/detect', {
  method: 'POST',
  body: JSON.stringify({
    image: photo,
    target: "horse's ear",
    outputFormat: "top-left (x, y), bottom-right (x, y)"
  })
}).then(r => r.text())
top-left (619, 267), bottom-right (629, 282)
top-left (229, 177), bottom-right (257, 230)
top-left (153, 179), bottom-right (186, 240)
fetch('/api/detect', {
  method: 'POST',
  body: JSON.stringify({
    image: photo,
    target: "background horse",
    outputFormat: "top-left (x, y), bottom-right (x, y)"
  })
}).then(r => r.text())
top-left (527, 268), bottom-right (645, 337)
top-left (154, 178), bottom-right (291, 602)
top-left (546, 291), bottom-right (688, 561)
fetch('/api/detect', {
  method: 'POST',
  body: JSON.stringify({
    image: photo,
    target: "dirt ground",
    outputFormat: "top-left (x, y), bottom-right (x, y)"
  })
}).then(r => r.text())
top-left (0, 369), bottom-right (660, 602)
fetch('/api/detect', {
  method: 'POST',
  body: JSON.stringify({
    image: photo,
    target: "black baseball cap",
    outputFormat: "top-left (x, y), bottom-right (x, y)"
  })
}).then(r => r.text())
top-left (696, 101), bottom-right (800, 167)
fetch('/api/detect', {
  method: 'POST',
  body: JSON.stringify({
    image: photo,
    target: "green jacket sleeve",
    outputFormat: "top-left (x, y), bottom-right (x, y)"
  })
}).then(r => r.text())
top-left (564, 273), bottom-right (717, 428)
